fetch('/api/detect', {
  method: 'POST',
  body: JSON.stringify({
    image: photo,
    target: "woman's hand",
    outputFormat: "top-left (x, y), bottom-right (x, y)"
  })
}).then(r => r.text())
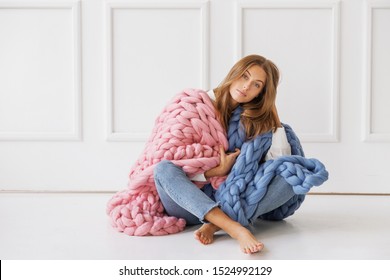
top-left (205, 146), bottom-right (240, 179)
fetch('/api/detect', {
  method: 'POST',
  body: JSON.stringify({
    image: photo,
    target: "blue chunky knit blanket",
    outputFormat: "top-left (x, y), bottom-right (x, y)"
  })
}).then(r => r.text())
top-left (214, 106), bottom-right (329, 226)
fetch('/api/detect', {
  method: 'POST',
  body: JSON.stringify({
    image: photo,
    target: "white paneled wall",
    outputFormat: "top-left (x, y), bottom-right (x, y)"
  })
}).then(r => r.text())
top-left (0, 0), bottom-right (389, 193)
top-left (237, 2), bottom-right (340, 142)
top-left (0, 2), bottom-right (81, 140)
top-left (105, 1), bottom-right (209, 141)
top-left (364, 2), bottom-right (390, 141)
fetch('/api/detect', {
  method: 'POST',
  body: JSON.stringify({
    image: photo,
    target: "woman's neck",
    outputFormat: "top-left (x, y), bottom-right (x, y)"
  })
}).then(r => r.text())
top-left (230, 99), bottom-right (239, 109)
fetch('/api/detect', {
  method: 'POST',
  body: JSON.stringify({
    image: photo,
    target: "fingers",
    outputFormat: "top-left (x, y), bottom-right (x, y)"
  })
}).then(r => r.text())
top-left (219, 146), bottom-right (240, 161)
top-left (229, 148), bottom-right (240, 160)
top-left (217, 145), bottom-right (240, 176)
top-left (219, 145), bottom-right (226, 156)
top-left (219, 146), bottom-right (240, 155)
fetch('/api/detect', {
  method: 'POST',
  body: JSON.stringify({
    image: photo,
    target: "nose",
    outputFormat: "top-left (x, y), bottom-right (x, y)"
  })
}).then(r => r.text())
top-left (243, 81), bottom-right (250, 91)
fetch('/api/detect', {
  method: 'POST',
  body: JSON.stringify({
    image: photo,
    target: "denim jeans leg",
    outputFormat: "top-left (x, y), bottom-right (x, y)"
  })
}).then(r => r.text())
top-left (154, 160), bottom-right (219, 225)
top-left (249, 175), bottom-right (295, 224)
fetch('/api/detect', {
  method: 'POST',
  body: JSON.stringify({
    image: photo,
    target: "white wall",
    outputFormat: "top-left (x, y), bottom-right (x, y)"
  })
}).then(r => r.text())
top-left (0, 0), bottom-right (389, 193)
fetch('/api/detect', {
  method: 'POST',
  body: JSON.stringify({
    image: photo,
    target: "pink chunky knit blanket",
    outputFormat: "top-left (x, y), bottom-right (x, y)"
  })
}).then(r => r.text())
top-left (106, 89), bottom-right (228, 236)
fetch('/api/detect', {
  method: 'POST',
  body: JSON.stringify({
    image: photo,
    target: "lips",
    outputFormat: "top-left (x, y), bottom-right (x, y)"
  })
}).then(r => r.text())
top-left (237, 89), bottom-right (247, 97)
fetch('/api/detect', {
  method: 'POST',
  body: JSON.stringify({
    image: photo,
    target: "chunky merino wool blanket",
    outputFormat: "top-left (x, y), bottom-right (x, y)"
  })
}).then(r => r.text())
top-left (106, 89), bottom-right (328, 236)
top-left (215, 111), bottom-right (328, 225)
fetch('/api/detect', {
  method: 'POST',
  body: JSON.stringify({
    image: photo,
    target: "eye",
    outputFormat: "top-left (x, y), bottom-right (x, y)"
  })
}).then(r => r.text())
top-left (242, 73), bottom-right (249, 80)
top-left (255, 83), bottom-right (260, 88)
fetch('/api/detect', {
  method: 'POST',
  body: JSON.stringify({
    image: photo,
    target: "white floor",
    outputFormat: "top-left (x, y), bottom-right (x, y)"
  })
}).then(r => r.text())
top-left (0, 193), bottom-right (389, 260)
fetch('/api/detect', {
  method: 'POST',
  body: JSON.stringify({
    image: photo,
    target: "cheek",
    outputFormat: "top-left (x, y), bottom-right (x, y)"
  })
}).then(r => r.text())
top-left (229, 80), bottom-right (240, 94)
top-left (230, 80), bottom-right (239, 89)
top-left (249, 88), bottom-right (261, 98)
top-left (255, 86), bottom-right (264, 96)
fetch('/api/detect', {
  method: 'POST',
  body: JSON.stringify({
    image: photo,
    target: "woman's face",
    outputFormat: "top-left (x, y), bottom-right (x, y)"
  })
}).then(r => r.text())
top-left (229, 65), bottom-right (267, 107)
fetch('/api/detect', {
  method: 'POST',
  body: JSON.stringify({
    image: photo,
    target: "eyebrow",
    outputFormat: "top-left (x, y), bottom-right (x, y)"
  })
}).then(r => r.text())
top-left (245, 70), bottom-right (265, 85)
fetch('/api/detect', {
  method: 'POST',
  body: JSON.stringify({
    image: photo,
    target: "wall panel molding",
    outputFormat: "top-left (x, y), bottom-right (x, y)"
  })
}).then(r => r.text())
top-left (363, 0), bottom-right (390, 142)
top-left (105, 1), bottom-right (210, 142)
top-left (0, 1), bottom-right (82, 141)
top-left (236, 0), bottom-right (340, 143)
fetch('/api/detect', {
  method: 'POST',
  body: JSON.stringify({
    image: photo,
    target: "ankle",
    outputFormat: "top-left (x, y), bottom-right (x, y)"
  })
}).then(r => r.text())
top-left (226, 221), bottom-right (248, 239)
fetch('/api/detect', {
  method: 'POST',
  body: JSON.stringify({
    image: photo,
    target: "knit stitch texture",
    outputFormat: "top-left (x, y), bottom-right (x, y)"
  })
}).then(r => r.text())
top-left (106, 89), bottom-right (328, 236)
top-left (215, 106), bottom-right (329, 225)
top-left (106, 89), bottom-right (227, 236)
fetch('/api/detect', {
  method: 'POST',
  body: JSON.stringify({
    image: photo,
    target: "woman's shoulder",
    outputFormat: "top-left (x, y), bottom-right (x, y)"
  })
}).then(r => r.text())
top-left (207, 89), bottom-right (216, 101)
top-left (177, 88), bottom-right (216, 106)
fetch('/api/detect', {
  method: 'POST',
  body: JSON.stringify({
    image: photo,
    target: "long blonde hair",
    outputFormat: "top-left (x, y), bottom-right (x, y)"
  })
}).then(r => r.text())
top-left (214, 54), bottom-right (281, 139)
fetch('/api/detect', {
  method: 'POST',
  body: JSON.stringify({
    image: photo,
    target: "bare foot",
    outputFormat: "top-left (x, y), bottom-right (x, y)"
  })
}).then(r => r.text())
top-left (194, 223), bottom-right (220, 245)
top-left (234, 227), bottom-right (264, 254)
top-left (202, 207), bottom-right (263, 254)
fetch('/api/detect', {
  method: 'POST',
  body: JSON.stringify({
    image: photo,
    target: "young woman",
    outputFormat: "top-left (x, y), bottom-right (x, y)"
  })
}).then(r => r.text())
top-left (153, 54), bottom-right (295, 254)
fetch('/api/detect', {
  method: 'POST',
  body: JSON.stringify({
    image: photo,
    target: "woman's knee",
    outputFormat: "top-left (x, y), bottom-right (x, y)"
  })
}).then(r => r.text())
top-left (154, 160), bottom-right (181, 181)
top-left (154, 160), bottom-right (172, 176)
top-left (270, 175), bottom-right (294, 193)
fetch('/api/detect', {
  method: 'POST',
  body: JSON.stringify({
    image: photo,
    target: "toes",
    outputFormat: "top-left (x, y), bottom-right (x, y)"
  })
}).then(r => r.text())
top-left (201, 234), bottom-right (212, 244)
top-left (194, 230), bottom-right (201, 241)
top-left (242, 243), bottom-right (263, 254)
top-left (242, 246), bottom-right (252, 254)
top-left (251, 243), bottom-right (263, 253)
top-left (195, 231), bottom-right (212, 245)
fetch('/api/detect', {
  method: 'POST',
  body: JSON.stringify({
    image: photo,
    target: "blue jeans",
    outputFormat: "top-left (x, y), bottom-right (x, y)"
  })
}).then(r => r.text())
top-left (154, 160), bottom-right (295, 226)
top-left (154, 160), bottom-right (219, 225)
top-left (248, 175), bottom-right (296, 224)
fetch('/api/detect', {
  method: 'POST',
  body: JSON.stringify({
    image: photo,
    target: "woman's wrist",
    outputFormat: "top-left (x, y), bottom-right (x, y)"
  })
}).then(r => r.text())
top-left (205, 166), bottom-right (223, 179)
